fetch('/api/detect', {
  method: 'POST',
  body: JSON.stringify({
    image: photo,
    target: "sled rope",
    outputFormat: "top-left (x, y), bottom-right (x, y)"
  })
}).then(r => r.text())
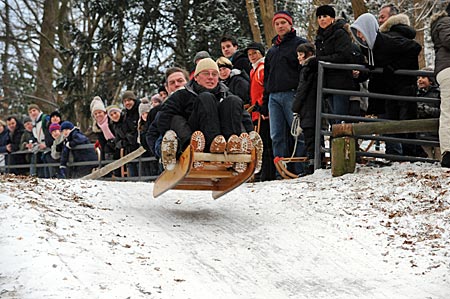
top-left (290, 114), bottom-right (303, 159)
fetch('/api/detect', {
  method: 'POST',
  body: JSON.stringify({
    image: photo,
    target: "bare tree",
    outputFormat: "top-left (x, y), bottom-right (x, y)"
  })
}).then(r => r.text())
top-left (351, 0), bottom-right (368, 19)
top-left (34, 0), bottom-right (58, 108)
top-left (259, 0), bottom-right (275, 47)
top-left (246, 0), bottom-right (262, 43)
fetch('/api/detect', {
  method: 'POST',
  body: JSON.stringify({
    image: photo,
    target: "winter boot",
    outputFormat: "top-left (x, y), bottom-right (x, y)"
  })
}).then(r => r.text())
top-left (190, 131), bottom-right (205, 169)
top-left (239, 132), bottom-right (253, 154)
top-left (210, 135), bottom-right (226, 153)
top-left (249, 131), bottom-right (263, 173)
top-left (190, 131), bottom-right (205, 152)
top-left (226, 135), bottom-right (241, 154)
top-left (161, 130), bottom-right (178, 171)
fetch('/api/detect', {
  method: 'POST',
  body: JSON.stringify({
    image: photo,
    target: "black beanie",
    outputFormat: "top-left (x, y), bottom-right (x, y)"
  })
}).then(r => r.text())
top-left (316, 5), bottom-right (336, 18)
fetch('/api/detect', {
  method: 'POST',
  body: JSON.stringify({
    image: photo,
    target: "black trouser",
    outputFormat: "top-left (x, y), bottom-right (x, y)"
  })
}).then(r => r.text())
top-left (172, 92), bottom-right (247, 151)
top-left (385, 95), bottom-right (419, 157)
top-left (256, 119), bottom-right (276, 181)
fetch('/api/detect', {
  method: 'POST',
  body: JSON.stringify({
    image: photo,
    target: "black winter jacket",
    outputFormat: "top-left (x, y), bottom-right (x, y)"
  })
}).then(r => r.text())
top-left (146, 111), bottom-right (161, 157)
top-left (365, 33), bottom-right (421, 114)
top-left (293, 56), bottom-right (318, 129)
top-left (417, 85), bottom-right (441, 119)
top-left (7, 122), bottom-right (27, 173)
top-left (264, 30), bottom-right (307, 93)
top-left (0, 128), bottom-right (9, 153)
top-left (157, 81), bottom-right (232, 135)
top-left (122, 99), bottom-right (141, 153)
top-left (8, 122), bottom-right (25, 153)
top-left (379, 14), bottom-right (416, 39)
top-left (315, 19), bottom-right (354, 90)
top-left (111, 114), bottom-right (129, 151)
top-left (223, 69), bottom-right (250, 105)
top-left (230, 50), bottom-right (252, 76)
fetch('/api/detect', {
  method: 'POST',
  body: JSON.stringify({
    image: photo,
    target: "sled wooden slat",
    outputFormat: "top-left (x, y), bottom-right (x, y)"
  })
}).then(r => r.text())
top-left (153, 146), bottom-right (256, 199)
top-left (193, 152), bottom-right (252, 163)
top-left (186, 170), bottom-right (236, 179)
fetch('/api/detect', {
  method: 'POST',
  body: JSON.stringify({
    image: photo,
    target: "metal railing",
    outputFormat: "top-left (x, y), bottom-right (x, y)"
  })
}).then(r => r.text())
top-left (0, 144), bottom-right (160, 181)
top-left (314, 61), bottom-right (440, 170)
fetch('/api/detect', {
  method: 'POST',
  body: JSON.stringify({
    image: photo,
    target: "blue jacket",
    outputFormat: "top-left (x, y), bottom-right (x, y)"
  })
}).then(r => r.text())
top-left (264, 30), bottom-right (307, 93)
top-left (0, 127), bottom-right (9, 153)
top-left (60, 128), bottom-right (97, 167)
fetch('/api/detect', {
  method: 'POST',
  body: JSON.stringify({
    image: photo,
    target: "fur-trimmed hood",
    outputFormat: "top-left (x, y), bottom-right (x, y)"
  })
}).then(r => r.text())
top-left (379, 13), bottom-right (416, 39)
top-left (379, 14), bottom-right (410, 32)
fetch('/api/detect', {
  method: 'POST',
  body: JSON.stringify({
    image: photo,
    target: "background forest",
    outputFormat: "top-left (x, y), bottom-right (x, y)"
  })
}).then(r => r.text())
top-left (0, 0), bottom-right (448, 129)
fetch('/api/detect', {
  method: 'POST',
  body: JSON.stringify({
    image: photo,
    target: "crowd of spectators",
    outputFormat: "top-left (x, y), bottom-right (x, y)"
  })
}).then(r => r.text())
top-left (1, 2), bottom-right (449, 180)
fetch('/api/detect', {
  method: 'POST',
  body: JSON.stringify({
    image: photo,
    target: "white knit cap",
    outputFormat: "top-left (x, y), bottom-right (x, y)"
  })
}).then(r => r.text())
top-left (90, 96), bottom-right (106, 117)
top-left (139, 98), bottom-right (152, 117)
top-left (194, 58), bottom-right (219, 76)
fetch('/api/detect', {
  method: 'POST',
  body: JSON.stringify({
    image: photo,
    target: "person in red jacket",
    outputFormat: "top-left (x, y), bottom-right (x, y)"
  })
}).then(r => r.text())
top-left (245, 42), bottom-right (275, 181)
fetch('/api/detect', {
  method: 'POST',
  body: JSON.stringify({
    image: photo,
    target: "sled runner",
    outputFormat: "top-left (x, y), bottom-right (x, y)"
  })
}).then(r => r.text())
top-left (153, 145), bottom-right (257, 199)
top-left (274, 156), bottom-right (309, 179)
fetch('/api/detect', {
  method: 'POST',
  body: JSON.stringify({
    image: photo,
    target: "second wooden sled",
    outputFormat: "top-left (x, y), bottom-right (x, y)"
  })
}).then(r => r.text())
top-left (153, 145), bottom-right (257, 199)
top-left (274, 156), bottom-right (309, 179)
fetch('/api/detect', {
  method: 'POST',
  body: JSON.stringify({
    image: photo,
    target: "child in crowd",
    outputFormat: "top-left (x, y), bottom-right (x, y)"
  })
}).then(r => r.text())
top-left (59, 121), bottom-right (98, 178)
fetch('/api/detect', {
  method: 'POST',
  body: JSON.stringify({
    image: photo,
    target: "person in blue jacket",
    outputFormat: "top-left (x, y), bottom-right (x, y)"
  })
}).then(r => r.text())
top-left (59, 121), bottom-right (97, 178)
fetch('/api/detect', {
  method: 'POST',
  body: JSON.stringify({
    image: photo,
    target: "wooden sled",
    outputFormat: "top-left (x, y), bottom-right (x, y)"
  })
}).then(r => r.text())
top-left (274, 156), bottom-right (308, 179)
top-left (153, 146), bottom-right (257, 199)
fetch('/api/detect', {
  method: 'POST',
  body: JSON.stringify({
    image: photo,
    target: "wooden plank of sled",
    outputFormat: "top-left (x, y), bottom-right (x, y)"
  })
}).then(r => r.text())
top-left (153, 146), bottom-right (257, 199)
top-left (193, 152), bottom-right (252, 163)
top-left (211, 150), bottom-right (257, 199)
top-left (186, 170), bottom-right (236, 179)
top-left (152, 146), bottom-right (193, 198)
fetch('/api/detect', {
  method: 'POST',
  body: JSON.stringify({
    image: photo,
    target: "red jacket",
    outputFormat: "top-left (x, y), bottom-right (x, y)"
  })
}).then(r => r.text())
top-left (249, 60), bottom-right (264, 122)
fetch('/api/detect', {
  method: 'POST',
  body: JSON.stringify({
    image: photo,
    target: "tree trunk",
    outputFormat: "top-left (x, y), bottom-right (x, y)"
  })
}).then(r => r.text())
top-left (351, 0), bottom-right (368, 19)
top-left (1, 0), bottom-right (13, 113)
top-left (173, 0), bottom-right (190, 70)
top-left (34, 0), bottom-right (58, 109)
top-left (246, 0), bottom-right (262, 43)
top-left (413, 0), bottom-right (426, 69)
top-left (258, 0), bottom-right (275, 48)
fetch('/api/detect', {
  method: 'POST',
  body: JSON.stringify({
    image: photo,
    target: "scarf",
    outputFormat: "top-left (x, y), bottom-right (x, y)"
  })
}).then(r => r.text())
top-left (97, 115), bottom-right (115, 140)
top-left (276, 28), bottom-right (295, 45)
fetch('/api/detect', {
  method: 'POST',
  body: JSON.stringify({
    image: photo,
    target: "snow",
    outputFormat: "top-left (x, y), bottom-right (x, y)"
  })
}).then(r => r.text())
top-left (1, 162), bottom-right (450, 299)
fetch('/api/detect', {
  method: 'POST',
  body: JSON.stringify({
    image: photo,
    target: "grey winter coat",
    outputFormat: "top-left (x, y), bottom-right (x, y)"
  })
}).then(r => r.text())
top-left (431, 11), bottom-right (450, 76)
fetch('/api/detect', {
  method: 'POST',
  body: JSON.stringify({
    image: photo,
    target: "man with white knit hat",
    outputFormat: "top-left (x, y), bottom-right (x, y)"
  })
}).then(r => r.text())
top-left (157, 58), bottom-right (261, 172)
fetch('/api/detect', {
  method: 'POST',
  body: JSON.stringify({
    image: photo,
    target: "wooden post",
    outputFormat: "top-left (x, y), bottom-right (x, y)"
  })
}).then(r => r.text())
top-left (332, 118), bottom-right (439, 138)
top-left (331, 137), bottom-right (356, 177)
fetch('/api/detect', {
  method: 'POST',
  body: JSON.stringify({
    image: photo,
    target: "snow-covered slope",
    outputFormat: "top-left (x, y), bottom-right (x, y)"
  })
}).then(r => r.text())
top-left (1, 162), bottom-right (449, 298)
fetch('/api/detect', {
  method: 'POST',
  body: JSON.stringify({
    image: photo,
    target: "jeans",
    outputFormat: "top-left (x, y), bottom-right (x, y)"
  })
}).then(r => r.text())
top-left (269, 91), bottom-right (305, 174)
top-left (328, 94), bottom-right (350, 123)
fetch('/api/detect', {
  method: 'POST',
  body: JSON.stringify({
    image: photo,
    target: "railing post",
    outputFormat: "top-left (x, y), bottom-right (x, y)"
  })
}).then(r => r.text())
top-left (314, 62), bottom-right (325, 170)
